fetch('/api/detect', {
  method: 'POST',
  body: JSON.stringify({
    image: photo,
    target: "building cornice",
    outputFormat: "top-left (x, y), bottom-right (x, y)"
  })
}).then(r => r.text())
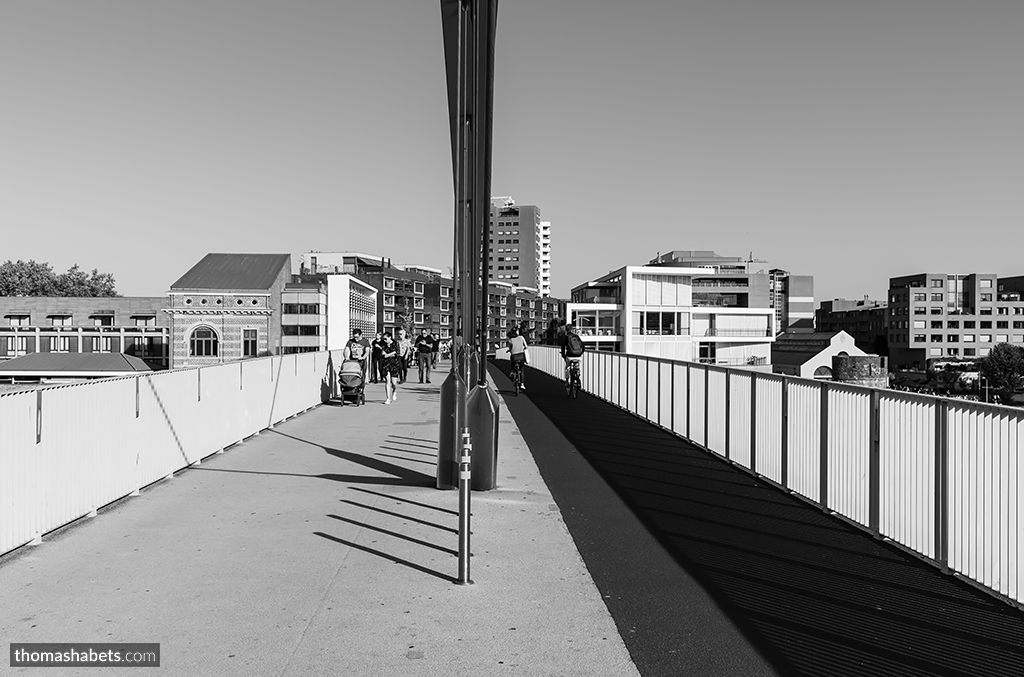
top-left (163, 309), bottom-right (273, 316)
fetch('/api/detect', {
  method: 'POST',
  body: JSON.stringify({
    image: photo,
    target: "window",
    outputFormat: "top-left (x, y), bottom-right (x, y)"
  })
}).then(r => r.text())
top-left (7, 315), bottom-right (30, 327)
top-left (189, 327), bottom-right (218, 356)
top-left (963, 334), bottom-right (975, 342)
top-left (980, 335), bottom-right (992, 343)
top-left (964, 321), bottom-right (976, 329)
top-left (980, 279), bottom-right (993, 288)
top-left (931, 293), bottom-right (943, 302)
top-left (1015, 321), bottom-right (1024, 329)
top-left (996, 335), bottom-right (1008, 343)
top-left (92, 315), bottom-right (114, 327)
top-left (980, 308), bottom-right (992, 315)
top-left (931, 308), bottom-right (943, 315)
top-left (51, 315), bottom-right (72, 326)
top-left (931, 335), bottom-right (943, 342)
top-left (931, 321), bottom-right (943, 329)
top-left (134, 315), bottom-right (157, 327)
top-left (1014, 335), bottom-right (1024, 343)
top-left (441, 286), bottom-right (451, 298)
top-left (383, 310), bottom-right (395, 323)
top-left (440, 300), bottom-right (451, 311)
top-left (981, 293), bottom-right (992, 302)
top-left (383, 294), bottom-right (395, 307)
top-left (947, 321), bottom-right (959, 329)
top-left (947, 335), bottom-right (958, 343)
top-left (413, 298), bottom-right (424, 310)
top-left (964, 348), bottom-right (976, 356)
top-left (931, 279), bottom-right (944, 288)
top-left (415, 312), bottom-right (424, 324)
top-left (414, 282), bottom-right (424, 295)
top-left (913, 307), bottom-right (926, 315)
top-left (441, 314), bottom-right (450, 325)
top-left (997, 321), bottom-right (1008, 329)
top-left (981, 321), bottom-right (992, 329)
top-left (947, 348), bottom-right (959, 356)
top-left (243, 329), bottom-right (258, 357)
top-left (383, 277), bottom-right (396, 291)
top-left (913, 321), bottom-right (926, 329)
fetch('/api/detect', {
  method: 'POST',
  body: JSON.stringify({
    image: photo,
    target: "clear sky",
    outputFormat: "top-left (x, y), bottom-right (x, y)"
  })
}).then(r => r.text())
top-left (2, 1), bottom-right (1021, 304)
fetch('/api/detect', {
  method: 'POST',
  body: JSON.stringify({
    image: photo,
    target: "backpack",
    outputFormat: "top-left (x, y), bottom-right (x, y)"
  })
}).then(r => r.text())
top-left (565, 333), bottom-right (585, 357)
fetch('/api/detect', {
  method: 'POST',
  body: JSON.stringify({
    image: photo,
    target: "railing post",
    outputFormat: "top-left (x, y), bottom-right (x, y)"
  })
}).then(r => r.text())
top-left (36, 389), bottom-right (43, 444)
top-left (197, 367), bottom-right (202, 402)
top-left (781, 376), bottom-right (789, 489)
top-left (703, 367), bottom-right (709, 448)
top-left (820, 382), bottom-right (829, 509)
top-left (656, 360), bottom-right (662, 427)
top-left (935, 400), bottom-right (949, 571)
top-left (724, 370), bottom-right (731, 460)
top-left (135, 376), bottom-right (140, 419)
top-left (750, 373), bottom-right (757, 474)
top-left (869, 389), bottom-right (881, 538)
top-left (685, 365), bottom-right (691, 439)
top-left (670, 361), bottom-right (675, 432)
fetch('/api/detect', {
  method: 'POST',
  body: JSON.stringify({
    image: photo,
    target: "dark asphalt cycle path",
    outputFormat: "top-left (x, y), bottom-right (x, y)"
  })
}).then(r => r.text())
top-left (490, 360), bottom-right (1024, 677)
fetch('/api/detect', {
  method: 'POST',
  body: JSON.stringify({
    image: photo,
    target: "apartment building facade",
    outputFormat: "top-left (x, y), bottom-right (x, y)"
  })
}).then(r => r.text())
top-left (887, 272), bottom-right (1024, 369)
top-left (815, 297), bottom-right (888, 353)
top-left (483, 282), bottom-right (562, 353)
top-left (489, 197), bottom-right (551, 296)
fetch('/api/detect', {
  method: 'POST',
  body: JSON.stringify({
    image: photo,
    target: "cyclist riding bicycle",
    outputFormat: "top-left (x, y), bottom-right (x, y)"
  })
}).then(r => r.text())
top-left (560, 325), bottom-right (586, 382)
top-left (506, 328), bottom-right (529, 391)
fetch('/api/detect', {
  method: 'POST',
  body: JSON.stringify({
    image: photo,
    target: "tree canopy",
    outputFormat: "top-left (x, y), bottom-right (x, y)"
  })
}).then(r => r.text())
top-left (978, 342), bottom-right (1024, 402)
top-left (0, 260), bottom-right (120, 297)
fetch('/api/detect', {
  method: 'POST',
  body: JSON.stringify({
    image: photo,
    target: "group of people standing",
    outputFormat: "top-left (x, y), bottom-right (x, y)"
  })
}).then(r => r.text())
top-left (343, 328), bottom-right (443, 405)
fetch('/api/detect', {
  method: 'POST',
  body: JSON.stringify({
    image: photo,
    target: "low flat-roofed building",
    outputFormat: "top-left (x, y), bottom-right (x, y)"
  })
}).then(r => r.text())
top-left (0, 352), bottom-right (152, 384)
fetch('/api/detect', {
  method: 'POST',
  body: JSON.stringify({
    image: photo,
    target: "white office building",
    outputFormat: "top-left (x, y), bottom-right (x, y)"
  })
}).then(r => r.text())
top-left (568, 266), bottom-right (775, 368)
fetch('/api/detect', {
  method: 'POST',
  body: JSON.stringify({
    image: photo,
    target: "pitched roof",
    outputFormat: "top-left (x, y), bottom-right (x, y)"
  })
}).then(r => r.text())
top-left (0, 352), bottom-right (153, 373)
top-left (771, 331), bottom-right (842, 368)
top-left (171, 253), bottom-right (291, 291)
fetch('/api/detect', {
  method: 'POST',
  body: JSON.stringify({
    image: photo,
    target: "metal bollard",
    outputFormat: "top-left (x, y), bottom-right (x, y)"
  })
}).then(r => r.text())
top-left (456, 429), bottom-right (473, 585)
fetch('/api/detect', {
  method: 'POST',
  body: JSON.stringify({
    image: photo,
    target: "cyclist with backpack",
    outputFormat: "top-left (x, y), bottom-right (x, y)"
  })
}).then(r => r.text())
top-left (560, 324), bottom-right (586, 383)
top-left (506, 328), bottom-right (529, 391)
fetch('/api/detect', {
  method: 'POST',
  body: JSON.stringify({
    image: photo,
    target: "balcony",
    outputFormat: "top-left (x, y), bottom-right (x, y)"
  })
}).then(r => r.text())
top-left (704, 328), bottom-right (772, 338)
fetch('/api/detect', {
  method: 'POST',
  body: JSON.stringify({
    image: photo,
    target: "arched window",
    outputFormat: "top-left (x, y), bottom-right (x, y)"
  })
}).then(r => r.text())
top-left (813, 365), bottom-right (833, 378)
top-left (190, 326), bottom-right (219, 357)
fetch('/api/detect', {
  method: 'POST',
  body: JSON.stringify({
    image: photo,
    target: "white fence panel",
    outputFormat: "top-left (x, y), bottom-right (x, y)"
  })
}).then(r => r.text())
top-left (658, 362), bottom-right (673, 430)
top-left (879, 393), bottom-right (935, 559)
top-left (753, 376), bottom-right (784, 483)
top-left (948, 404), bottom-right (1023, 603)
top-left (728, 372), bottom-right (752, 468)
top-left (688, 365), bottom-right (706, 447)
top-left (787, 380), bottom-right (822, 503)
top-left (827, 386), bottom-right (872, 525)
top-left (671, 363), bottom-right (688, 438)
top-left (636, 356), bottom-right (649, 420)
top-left (706, 369), bottom-right (727, 456)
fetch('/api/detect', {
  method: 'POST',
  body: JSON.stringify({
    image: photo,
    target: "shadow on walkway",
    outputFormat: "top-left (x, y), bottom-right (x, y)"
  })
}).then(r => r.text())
top-left (496, 361), bottom-right (1024, 677)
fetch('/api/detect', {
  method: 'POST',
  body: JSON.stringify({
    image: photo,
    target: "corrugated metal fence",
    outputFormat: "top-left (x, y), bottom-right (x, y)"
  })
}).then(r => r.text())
top-left (526, 346), bottom-right (1023, 607)
top-left (0, 350), bottom-right (345, 557)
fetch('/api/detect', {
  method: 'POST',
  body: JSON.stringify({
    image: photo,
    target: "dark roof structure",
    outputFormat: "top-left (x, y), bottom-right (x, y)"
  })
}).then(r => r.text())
top-left (170, 253), bottom-right (291, 291)
top-left (0, 353), bottom-right (153, 373)
top-left (771, 331), bottom-right (844, 369)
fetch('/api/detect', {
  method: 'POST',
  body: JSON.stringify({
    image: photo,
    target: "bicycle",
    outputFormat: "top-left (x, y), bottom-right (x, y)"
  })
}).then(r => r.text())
top-left (565, 359), bottom-right (581, 399)
top-left (510, 358), bottom-right (524, 396)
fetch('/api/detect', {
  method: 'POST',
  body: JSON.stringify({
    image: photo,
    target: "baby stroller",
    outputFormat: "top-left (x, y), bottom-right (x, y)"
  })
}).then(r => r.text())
top-left (338, 359), bottom-right (366, 406)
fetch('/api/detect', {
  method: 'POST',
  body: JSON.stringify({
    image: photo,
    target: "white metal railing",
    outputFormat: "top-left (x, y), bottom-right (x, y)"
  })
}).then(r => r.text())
top-left (0, 350), bottom-right (346, 557)
top-left (523, 346), bottom-right (1023, 607)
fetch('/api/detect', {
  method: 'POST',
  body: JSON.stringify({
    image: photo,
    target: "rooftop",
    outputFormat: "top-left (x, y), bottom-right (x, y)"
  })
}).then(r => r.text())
top-left (171, 253), bottom-right (291, 291)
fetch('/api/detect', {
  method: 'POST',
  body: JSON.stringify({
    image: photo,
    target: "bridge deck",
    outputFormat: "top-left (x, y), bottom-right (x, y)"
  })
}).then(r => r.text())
top-left (2, 360), bottom-right (1022, 676)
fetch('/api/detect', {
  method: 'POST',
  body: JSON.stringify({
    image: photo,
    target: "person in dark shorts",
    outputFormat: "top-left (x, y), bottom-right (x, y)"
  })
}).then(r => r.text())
top-left (370, 331), bottom-right (384, 383)
top-left (344, 329), bottom-right (372, 382)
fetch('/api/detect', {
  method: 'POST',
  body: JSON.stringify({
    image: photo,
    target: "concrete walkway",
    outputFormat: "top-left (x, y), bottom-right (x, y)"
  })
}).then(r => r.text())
top-left (0, 367), bottom-right (639, 676)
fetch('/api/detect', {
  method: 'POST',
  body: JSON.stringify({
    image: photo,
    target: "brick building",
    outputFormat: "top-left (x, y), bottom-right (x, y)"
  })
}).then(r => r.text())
top-left (167, 253), bottom-right (291, 369)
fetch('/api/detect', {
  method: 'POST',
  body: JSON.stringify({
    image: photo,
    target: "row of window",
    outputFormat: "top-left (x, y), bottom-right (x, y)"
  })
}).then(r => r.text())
top-left (381, 278), bottom-right (426, 294)
top-left (189, 327), bottom-right (259, 357)
top-left (893, 305), bottom-right (1024, 317)
top-left (2, 335), bottom-right (165, 356)
top-left (282, 304), bottom-right (323, 315)
top-left (894, 319), bottom-right (1024, 330)
top-left (897, 334), bottom-right (1024, 344)
top-left (381, 311), bottom-right (451, 326)
top-left (5, 314), bottom-right (157, 327)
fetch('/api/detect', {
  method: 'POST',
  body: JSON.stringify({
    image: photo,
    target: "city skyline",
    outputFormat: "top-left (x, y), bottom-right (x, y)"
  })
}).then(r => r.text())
top-left (2, 1), bottom-right (1022, 304)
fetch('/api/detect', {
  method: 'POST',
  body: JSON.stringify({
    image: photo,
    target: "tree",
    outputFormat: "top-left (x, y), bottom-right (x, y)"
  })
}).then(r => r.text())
top-left (0, 260), bottom-right (58, 296)
top-left (0, 260), bottom-right (119, 297)
top-left (978, 343), bottom-right (1024, 403)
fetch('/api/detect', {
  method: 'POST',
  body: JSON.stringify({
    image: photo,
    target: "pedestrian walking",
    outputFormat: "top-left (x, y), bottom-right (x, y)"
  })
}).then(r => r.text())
top-left (415, 328), bottom-right (433, 383)
top-left (379, 332), bottom-right (401, 404)
top-left (397, 329), bottom-right (413, 384)
top-left (430, 331), bottom-right (440, 368)
top-left (370, 331), bottom-right (384, 383)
